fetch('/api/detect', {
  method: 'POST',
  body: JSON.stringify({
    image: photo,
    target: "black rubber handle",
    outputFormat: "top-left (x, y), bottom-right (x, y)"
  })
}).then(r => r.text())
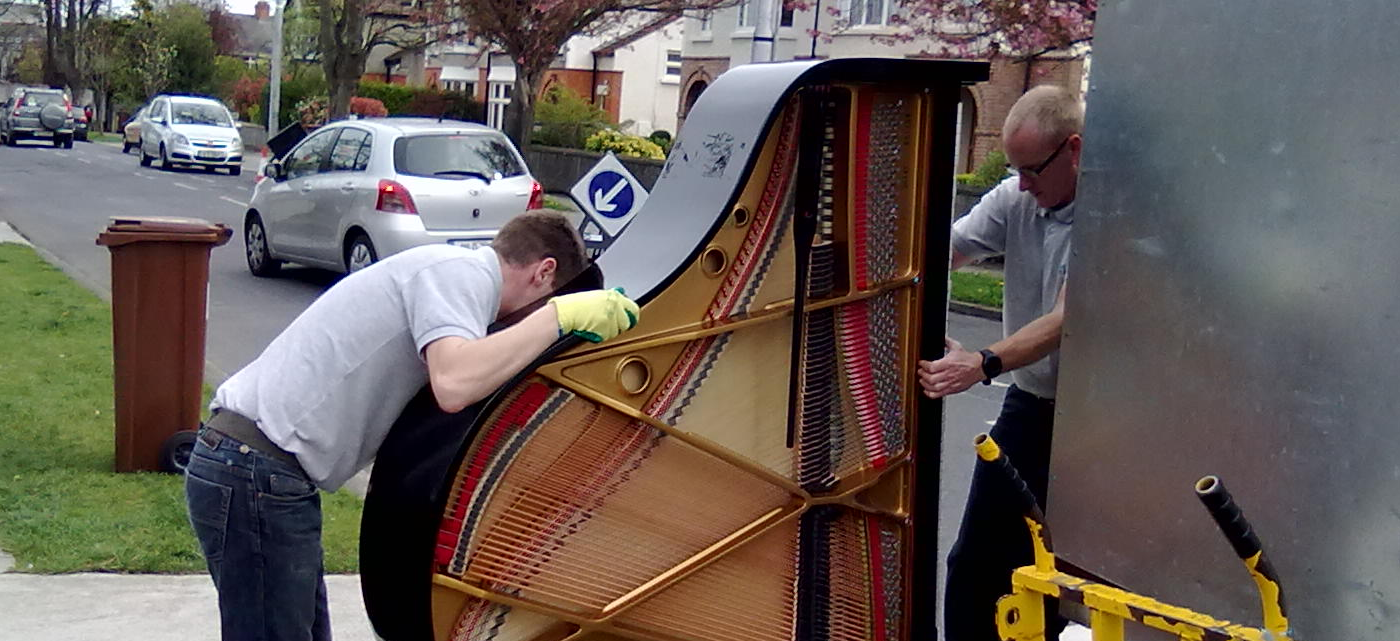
top-left (1196, 475), bottom-right (1262, 560)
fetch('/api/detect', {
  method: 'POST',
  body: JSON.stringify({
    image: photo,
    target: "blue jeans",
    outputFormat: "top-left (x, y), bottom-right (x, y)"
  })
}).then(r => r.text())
top-left (945, 384), bottom-right (1066, 641)
top-left (185, 427), bottom-right (332, 641)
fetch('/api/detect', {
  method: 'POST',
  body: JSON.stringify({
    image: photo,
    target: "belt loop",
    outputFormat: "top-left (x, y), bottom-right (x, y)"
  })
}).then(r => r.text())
top-left (197, 426), bottom-right (223, 449)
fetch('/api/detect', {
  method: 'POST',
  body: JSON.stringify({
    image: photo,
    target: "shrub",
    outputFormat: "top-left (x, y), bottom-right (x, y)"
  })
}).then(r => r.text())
top-left (585, 129), bottom-right (665, 160)
top-left (955, 149), bottom-right (1010, 190)
top-left (231, 76), bottom-right (267, 122)
top-left (533, 86), bottom-right (609, 149)
top-left (355, 81), bottom-right (416, 115)
top-left (261, 67), bottom-right (328, 129)
top-left (648, 130), bottom-right (673, 155)
top-left (354, 82), bottom-right (484, 122)
top-left (296, 95), bottom-right (328, 128)
top-left (350, 96), bottom-right (388, 117)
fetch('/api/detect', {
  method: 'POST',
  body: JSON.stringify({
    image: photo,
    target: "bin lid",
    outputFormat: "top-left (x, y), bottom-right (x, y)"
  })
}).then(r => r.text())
top-left (97, 216), bottom-right (233, 248)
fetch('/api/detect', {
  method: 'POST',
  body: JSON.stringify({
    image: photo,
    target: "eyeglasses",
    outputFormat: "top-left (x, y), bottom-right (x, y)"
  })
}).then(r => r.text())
top-left (1007, 136), bottom-right (1070, 179)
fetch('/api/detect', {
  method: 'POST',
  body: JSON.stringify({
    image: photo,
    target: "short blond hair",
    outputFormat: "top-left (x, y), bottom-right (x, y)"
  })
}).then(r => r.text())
top-left (1003, 85), bottom-right (1084, 143)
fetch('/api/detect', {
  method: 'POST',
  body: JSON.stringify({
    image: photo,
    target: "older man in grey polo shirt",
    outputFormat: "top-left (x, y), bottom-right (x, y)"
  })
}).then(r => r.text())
top-left (917, 84), bottom-right (1081, 641)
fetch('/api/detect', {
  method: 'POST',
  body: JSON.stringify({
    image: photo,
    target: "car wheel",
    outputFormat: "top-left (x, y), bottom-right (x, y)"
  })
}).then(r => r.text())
top-left (122, 141), bottom-right (132, 153)
top-left (159, 144), bottom-right (171, 170)
top-left (52, 137), bottom-right (62, 148)
top-left (229, 166), bottom-right (242, 177)
top-left (62, 136), bottom-right (73, 149)
top-left (204, 165), bottom-right (217, 173)
top-left (345, 233), bottom-right (378, 273)
top-left (245, 213), bottom-right (282, 277)
top-left (139, 145), bottom-right (152, 167)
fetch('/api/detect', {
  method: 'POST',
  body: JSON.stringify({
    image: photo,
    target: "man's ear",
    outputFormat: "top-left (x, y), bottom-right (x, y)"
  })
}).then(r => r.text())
top-left (535, 257), bottom-right (558, 287)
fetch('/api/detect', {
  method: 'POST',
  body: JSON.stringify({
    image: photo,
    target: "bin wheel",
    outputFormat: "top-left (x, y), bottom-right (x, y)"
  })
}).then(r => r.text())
top-left (160, 430), bottom-right (198, 474)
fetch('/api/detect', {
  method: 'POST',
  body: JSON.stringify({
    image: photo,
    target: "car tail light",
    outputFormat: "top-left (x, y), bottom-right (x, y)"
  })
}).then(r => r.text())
top-left (528, 179), bottom-right (544, 210)
top-left (377, 179), bottom-right (418, 214)
top-left (255, 147), bottom-right (269, 184)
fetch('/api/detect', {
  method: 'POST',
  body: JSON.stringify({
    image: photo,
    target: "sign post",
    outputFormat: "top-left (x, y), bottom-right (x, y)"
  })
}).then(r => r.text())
top-left (570, 152), bottom-right (649, 251)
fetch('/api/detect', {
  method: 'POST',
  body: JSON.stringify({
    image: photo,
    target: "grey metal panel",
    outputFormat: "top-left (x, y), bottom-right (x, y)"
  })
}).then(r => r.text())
top-left (598, 58), bottom-right (987, 302)
top-left (1052, 2), bottom-right (1400, 638)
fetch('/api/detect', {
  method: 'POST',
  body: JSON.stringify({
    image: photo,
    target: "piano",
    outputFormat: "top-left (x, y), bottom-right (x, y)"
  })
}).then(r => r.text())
top-left (360, 57), bottom-right (988, 641)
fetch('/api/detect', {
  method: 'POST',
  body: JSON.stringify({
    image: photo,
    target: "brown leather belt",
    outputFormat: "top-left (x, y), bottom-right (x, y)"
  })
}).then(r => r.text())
top-left (202, 409), bottom-right (303, 472)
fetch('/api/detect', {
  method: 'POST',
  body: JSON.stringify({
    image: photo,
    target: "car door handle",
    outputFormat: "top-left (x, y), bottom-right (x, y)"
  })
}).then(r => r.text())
top-left (300, 183), bottom-right (314, 193)
top-left (339, 182), bottom-right (354, 193)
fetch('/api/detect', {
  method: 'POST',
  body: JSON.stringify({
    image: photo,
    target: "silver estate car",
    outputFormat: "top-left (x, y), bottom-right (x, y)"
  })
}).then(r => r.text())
top-left (244, 118), bottom-right (543, 276)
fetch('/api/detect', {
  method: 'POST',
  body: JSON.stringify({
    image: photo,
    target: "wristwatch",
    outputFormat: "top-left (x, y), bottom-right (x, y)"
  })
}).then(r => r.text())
top-left (978, 348), bottom-right (1003, 385)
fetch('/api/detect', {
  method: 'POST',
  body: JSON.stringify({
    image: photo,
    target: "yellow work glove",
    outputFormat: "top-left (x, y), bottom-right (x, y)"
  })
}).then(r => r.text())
top-left (550, 288), bottom-right (640, 343)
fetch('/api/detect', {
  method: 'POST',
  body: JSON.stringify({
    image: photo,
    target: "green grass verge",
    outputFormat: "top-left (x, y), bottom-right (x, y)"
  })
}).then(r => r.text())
top-left (86, 132), bottom-right (123, 144)
top-left (0, 243), bottom-right (363, 573)
top-left (542, 195), bottom-right (573, 211)
top-left (950, 271), bottom-right (1004, 309)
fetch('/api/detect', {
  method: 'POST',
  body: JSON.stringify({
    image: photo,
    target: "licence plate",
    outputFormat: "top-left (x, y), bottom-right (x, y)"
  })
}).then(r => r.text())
top-left (197, 150), bottom-right (221, 160)
top-left (448, 239), bottom-right (487, 250)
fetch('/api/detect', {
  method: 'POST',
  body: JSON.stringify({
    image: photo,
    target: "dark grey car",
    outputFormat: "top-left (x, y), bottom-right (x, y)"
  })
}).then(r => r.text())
top-left (1, 88), bottom-right (74, 148)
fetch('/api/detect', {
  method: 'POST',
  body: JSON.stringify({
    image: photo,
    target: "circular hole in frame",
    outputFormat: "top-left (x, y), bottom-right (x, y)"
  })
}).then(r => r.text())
top-left (618, 357), bottom-right (652, 395)
top-left (732, 206), bottom-right (751, 227)
top-left (700, 246), bottom-right (728, 277)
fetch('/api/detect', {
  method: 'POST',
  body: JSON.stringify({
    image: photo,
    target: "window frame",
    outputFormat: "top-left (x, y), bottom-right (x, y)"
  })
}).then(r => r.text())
top-left (283, 127), bottom-right (339, 180)
top-left (328, 126), bottom-right (373, 172)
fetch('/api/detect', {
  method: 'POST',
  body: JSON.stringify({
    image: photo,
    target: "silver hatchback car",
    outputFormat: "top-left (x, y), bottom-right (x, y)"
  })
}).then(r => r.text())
top-left (244, 118), bottom-right (543, 276)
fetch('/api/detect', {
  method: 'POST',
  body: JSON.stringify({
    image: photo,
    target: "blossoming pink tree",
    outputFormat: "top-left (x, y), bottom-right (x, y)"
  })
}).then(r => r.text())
top-left (457, 1), bottom-right (736, 149)
top-left (790, 0), bottom-right (1096, 58)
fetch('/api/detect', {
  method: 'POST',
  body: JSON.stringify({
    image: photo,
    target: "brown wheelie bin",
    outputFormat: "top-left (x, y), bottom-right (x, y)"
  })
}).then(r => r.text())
top-left (97, 217), bottom-right (231, 473)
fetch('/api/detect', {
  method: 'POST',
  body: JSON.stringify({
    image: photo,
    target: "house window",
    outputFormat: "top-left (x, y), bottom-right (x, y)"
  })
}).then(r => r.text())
top-left (847, 0), bottom-right (889, 26)
top-left (780, 6), bottom-right (795, 27)
top-left (487, 81), bottom-right (512, 130)
top-left (698, 10), bottom-right (712, 32)
top-left (665, 50), bottom-right (682, 80)
top-left (736, 0), bottom-right (750, 27)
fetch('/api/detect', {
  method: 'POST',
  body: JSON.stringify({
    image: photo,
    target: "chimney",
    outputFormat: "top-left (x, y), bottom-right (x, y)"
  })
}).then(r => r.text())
top-left (254, 1), bottom-right (270, 20)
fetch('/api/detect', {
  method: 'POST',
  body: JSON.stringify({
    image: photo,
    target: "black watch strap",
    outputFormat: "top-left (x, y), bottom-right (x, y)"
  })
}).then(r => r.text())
top-left (978, 348), bottom-right (1003, 384)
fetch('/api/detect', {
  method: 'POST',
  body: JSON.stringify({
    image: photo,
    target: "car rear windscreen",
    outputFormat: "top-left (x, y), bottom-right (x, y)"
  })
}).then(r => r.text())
top-left (393, 133), bottom-right (526, 180)
top-left (21, 92), bottom-right (64, 107)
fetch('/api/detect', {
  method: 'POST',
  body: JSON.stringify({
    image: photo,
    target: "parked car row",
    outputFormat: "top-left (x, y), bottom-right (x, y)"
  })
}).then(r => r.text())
top-left (8, 86), bottom-right (548, 277)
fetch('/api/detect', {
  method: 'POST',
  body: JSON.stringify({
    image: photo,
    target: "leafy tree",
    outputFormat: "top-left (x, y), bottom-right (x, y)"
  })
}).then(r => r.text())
top-left (14, 42), bottom-right (44, 85)
top-left (315, 0), bottom-right (455, 121)
top-left (158, 3), bottom-right (216, 94)
top-left (40, 0), bottom-right (105, 91)
top-left (454, 0), bottom-right (733, 150)
top-left (77, 17), bottom-right (126, 130)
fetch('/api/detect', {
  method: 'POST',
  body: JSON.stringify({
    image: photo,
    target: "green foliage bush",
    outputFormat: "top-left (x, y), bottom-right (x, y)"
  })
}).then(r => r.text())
top-left (533, 86), bottom-right (610, 149)
top-left (648, 130), bottom-right (673, 155)
top-left (354, 82), bottom-right (483, 122)
top-left (261, 68), bottom-right (328, 129)
top-left (955, 149), bottom-right (1010, 190)
top-left (584, 129), bottom-right (665, 160)
top-left (356, 81), bottom-right (417, 115)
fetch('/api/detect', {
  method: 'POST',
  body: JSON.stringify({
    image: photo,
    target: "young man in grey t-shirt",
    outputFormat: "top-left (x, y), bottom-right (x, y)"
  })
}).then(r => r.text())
top-left (918, 85), bottom-right (1081, 641)
top-left (185, 211), bottom-right (639, 641)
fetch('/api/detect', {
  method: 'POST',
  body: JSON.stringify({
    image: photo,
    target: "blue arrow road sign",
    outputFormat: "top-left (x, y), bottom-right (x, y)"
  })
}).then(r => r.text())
top-left (588, 171), bottom-right (634, 219)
